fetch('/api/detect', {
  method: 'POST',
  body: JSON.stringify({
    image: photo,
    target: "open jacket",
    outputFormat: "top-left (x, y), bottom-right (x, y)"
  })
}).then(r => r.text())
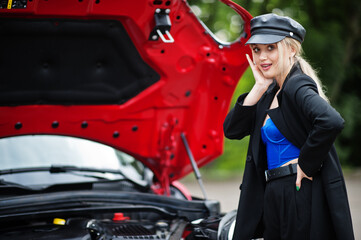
top-left (224, 63), bottom-right (354, 240)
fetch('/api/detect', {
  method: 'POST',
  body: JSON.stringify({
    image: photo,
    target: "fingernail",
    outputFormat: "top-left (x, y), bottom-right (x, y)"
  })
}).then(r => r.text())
top-left (296, 186), bottom-right (300, 191)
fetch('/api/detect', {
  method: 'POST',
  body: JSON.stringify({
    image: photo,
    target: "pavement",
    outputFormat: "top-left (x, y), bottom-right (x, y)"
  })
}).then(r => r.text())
top-left (180, 168), bottom-right (361, 239)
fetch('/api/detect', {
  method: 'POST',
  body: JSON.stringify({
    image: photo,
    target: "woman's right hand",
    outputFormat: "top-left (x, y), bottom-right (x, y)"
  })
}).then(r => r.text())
top-left (243, 54), bottom-right (274, 106)
top-left (246, 54), bottom-right (274, 88)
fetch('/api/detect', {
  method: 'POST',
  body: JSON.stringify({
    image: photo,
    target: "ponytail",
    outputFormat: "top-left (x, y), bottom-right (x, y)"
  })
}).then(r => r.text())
top-left (281, 38), bottom-right (329, 102)
top-left (296, 56), bottom-right (329, 102)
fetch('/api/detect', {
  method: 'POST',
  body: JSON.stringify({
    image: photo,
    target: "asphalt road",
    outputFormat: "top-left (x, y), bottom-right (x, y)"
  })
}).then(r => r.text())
top-left (180, 169), bottom-right (361, 239)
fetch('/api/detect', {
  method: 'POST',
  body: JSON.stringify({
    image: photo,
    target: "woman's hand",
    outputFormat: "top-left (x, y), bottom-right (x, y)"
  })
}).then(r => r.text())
top-left (246, 54), bottom-right (273, 89)
top-left (243, 54), bottom-right (274, 106)
top-left (296, 164), bottom-right (313, 191)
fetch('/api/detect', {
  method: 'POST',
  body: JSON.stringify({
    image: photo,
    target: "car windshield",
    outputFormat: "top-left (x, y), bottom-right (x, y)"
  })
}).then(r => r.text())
top-left (0, 135), bottom-right (148, 187)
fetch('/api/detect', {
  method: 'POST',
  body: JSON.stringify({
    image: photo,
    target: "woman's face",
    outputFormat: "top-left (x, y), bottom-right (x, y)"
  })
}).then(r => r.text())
top-left (251, 43), bottom-right (280, 79)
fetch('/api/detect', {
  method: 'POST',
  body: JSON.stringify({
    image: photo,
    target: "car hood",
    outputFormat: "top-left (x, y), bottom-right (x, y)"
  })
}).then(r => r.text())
top-left (0, 0), bottom-right (251, 189)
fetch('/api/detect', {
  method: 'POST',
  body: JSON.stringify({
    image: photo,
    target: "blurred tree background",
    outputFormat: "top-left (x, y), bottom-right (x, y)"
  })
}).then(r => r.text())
top-left (187, 0), bottom-right (361, 177)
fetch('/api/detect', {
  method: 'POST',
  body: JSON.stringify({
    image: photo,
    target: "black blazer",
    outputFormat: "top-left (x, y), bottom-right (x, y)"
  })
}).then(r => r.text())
top-left (224, 64), bottom-right (354, 240)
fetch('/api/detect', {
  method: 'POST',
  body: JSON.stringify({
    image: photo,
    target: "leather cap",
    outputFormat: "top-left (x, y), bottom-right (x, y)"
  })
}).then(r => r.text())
top-left (246, 13), bottom-right (306, 45)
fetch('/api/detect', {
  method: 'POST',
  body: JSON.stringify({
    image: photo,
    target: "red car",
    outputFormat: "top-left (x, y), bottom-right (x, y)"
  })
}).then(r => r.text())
top-left (0, 0), bottom-right (251, 239)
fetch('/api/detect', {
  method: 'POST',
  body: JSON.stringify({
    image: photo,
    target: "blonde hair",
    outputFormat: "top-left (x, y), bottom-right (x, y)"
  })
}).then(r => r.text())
top-left (277, 38), bottom-right (329, 102)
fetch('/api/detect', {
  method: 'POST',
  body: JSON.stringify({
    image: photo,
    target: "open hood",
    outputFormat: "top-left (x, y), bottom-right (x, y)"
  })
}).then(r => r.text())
top-left (0, 0), bottom-right (252, 191)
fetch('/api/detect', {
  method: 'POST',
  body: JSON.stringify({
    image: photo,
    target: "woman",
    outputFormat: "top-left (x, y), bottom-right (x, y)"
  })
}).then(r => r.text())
top-left (223, 14), bottom-right (354, 240)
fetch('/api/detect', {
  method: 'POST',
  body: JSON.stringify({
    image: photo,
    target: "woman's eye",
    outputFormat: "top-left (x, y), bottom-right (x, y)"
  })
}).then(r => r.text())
top-left (253, 47), bottom-right (259, 53)
top-left (267, 45), bottom-right (275, 51)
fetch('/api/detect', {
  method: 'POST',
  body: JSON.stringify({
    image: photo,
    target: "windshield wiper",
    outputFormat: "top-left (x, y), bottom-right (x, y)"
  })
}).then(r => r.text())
top-left (48, 165), bottom-right (124, 180)
top-left (0, 165), bottom-right (122, 175)
top-left (52, 165), bottom-right (149, 187)
top-left (0, 165), bottom-right (149, 187)
top-left (0, 179), bottom-right (93, 193)
top-left (0, 166), bottom-right (120, 181)
top-left (49, 165), bottom-right (121, 174)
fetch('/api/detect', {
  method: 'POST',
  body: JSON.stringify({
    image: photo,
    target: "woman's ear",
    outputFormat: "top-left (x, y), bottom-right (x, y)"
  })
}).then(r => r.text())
top-left (290, 46), bottom-right (296, 58)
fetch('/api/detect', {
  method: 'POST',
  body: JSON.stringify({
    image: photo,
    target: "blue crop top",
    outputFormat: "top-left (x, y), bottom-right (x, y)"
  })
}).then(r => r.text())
top-left (261, 118), bottom-right (300, 170)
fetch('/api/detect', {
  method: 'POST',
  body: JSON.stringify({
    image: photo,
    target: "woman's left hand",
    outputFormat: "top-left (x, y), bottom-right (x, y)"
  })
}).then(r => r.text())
top-left (296, 164), bottom-right (313, 191)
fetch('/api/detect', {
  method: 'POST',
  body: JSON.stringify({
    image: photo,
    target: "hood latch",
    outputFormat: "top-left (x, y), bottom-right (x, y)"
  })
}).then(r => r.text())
top-left (149, 8), bottom-right (174, 43)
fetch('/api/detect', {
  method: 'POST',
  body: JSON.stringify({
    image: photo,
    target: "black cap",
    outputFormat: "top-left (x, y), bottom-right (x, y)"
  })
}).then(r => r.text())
top-left (246, 13), bottom-right (306, 45)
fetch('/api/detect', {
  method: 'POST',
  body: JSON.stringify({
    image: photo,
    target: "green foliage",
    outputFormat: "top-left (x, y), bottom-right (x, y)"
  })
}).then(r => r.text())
top-left (189, 0), bottom-right (361, 174)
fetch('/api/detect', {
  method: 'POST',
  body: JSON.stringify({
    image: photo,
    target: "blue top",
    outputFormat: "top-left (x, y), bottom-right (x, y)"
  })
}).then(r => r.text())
top-left (261, 118), bottom-right (300, 170)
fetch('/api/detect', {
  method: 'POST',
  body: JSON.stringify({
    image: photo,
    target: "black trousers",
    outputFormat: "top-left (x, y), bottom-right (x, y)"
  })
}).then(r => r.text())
top-left (263, 174), bottom-right (312, 240)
